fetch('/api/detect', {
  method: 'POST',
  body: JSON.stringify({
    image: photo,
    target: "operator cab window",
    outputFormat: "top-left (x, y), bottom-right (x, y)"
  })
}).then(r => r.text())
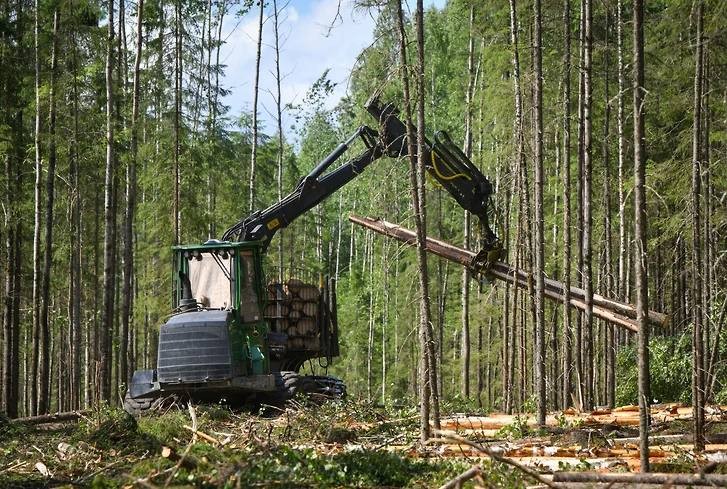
top-left (238, 251), bottom-right (261, 323)
top-left (187, 251), bottom-right (232, 309)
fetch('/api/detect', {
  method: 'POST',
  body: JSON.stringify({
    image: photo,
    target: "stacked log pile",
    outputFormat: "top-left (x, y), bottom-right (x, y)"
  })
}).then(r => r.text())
top-left (350, 215), bottom-right (668, 332)
top-left (264, 279), bottom-right (321, 351)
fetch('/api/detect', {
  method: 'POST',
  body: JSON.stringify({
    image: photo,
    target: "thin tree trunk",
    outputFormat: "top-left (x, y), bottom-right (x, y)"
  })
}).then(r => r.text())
top-left (3, 0), bottom-right (22, 417)
top-left (416, 0), bottom-right (440, 434)
top-left (581, 0), bottom-right (594, 411)
top-left (249, 0), bottom-right (264, 212)
top-left (508, 0), bottom-right (525, 413)
top-left (602, 9), bottom-right (615, 408)
top-left (691, 0), bottom-right (705, 452)
top-left (533, 0), bottom-right (546, 426)
top-left (101, 0), bottom-right (116, 404)
top-left (37, 8), bottom-right (60, 414)
top-left (121, 0), bottom-right (144, 388)
top-left (273, 0), bottom-right (284, 282)
top-left (30, 0), bottom-right (42, 416)
top-left (2, 66), bottom-right (21, 418)
top-left (617, 0), bottom-right (626, 301)
top-left (69, 20), bottom-right (82, 411)
top-left (633, 0), bottom-right (650, 471)
top-left (173, 0), bottom-right (181, 243)
top-left (461, 4), bottom-right (475, 401)
top-left (561, 0), bottom-right (573, 409)
top-left (395, 0), bottom-right (436, 441)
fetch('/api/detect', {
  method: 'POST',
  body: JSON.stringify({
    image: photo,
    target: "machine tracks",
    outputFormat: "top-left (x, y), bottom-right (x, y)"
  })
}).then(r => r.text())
top-left (273, 371), bottom-right (346, 403)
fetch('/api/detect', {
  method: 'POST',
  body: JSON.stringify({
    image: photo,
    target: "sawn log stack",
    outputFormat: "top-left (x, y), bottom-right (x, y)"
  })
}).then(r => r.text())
top-left (349, 215), bottom-right (668, 332)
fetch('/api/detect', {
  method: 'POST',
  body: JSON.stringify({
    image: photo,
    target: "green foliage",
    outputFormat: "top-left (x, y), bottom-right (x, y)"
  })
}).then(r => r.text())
top-left (616, 320), bottom-right (727, 407)
top-left (616, 333), bottom-right (693, 406)
top-left (496, 414), bottom-right (533, 440)
top-left (232, 445), bottom-right (464, 488)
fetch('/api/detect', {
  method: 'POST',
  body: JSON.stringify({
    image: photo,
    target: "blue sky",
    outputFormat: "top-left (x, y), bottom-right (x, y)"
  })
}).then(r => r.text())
top-left (219, 0), bottom-right (447, 135)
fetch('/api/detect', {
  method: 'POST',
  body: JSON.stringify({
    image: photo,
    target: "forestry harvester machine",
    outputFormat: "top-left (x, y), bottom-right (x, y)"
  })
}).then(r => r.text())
top-left (124, 97), bottom-right (502, 414)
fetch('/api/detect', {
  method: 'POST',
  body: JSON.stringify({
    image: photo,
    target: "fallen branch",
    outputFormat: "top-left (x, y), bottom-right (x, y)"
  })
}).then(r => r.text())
top-left (183, 425), bottom-right (220, 445)
top-left (552, 472), bottom-right (727, 486)
top-left (431, 430), bottom-right (560, 489)
top-left (438, 465), bottom-right (483, 489)
top-left (164, 403), bottom-right (198, 488)
top-left (73, 459), bottom-right (124, 485)
top-left (12, 410), bottom-right (91, 425)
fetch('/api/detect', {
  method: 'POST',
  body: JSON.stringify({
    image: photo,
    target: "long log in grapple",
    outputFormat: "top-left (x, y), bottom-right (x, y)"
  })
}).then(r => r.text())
top-left (349, 215), bottom-right (668, 332)
top-left (124, 98), bottom-right (504, 413)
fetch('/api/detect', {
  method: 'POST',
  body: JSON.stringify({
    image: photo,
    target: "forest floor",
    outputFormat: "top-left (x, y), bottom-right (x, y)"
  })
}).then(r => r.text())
top-left (1, 400), bottom-right (726, 488)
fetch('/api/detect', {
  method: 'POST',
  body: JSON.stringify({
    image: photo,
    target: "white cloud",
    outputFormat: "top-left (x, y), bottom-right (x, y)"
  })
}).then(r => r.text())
top-left (219, 0), bottom-right (378, 135)
top-left (219, 0), bottom-right (447, 135)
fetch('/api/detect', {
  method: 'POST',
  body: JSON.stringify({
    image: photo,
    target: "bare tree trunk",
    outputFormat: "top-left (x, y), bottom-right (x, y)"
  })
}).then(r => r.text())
top-left (395, 0), bottom-right (438, 441)
top-left (691, 0), bottom-right (705, 452)
top-left (633, 0), bottom-right (650, 471)
top-left (30, 0), bottom-right (42, 416)
top-left (173, 0), bottom-right (182, 243)
top-left (581, 0), bottom-right (594, 412)
top-left (249, 0), bottom-right (264, 212)
top-left (69, 20), bottom-right (82, 411)
top-left (507, 0), bottom-right (525, 413)
top-left (616, 0), bottom-right (626, 301)
top-left (461, 4), bottom-right (476, 401)
top-left (121, 0), bottom-right (144, 388)
top-left (561, 0), bottom-right (573, 409)
top-left (533, 0), bottom-right (546, 426)
top-left (37, 7), bottom-right (60, 414)
top-left (416, 0), bottom-right (440, 433)
top-left (602, 9), bottom-right (615, 408)
top-left (100, 0), bottom-right (116, 404)
top-left (2, 23), bottom-right (22, 414)
top-left (2, 157), bottom-right (17, 417)
top-left (273, 0), bottom-right (284, 282)
top-left (574, 0), bottom-right (586, 410)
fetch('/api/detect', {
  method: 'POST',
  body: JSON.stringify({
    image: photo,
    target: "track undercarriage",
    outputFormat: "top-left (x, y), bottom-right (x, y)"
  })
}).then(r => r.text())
top-left (124, 371), bottom-right (345, 415)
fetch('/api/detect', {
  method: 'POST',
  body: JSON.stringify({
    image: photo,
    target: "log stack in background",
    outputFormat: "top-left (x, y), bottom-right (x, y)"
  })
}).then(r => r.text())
top-left (264, 279), bottom-right (321, 351)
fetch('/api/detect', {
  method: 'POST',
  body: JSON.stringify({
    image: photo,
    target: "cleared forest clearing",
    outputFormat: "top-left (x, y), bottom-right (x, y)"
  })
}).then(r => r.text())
top-left (2, 402), bottom-right (726, 488)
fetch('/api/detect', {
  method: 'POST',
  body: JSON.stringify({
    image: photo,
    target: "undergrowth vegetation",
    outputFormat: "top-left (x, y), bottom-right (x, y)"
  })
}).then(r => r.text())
top-left (0, 401), bottom-right (530, 488)
top-left (616, 328), bottom-right (727, 406)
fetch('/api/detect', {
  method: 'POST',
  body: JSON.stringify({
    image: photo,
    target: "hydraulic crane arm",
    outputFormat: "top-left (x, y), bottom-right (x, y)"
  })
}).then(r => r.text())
top-left (223, 98), bottom-right (502, 267)
top-left (222, 126), bottom-right (383, 246)
top-left (365, 97), bottom-right (501, 255)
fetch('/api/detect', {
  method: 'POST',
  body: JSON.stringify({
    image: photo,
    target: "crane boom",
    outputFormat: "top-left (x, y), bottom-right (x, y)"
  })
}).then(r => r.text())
top-left (222, 99), bottom-right (501, 260)
top-left (222, 126), bottom-right (382, 245)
